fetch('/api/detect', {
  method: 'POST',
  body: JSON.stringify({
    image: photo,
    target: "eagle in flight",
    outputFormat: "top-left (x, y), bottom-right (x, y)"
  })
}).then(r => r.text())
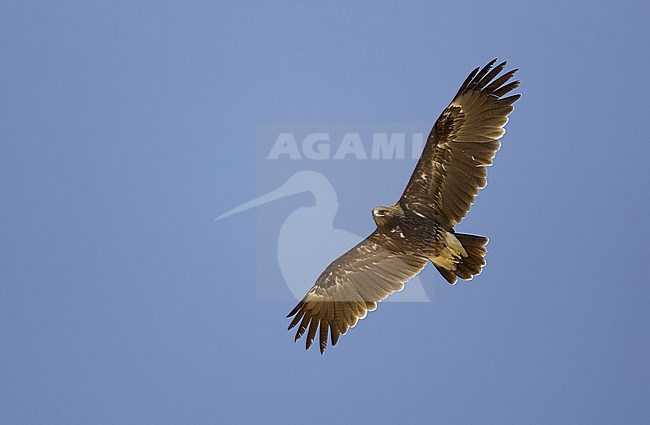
top-left (287, 59), bottom-right (521, 353)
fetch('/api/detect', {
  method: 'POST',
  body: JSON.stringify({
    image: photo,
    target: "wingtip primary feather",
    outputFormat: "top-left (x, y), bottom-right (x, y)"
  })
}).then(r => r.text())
top-left (287, 304), bottom-right (305, 330)
top-left (475, 60), bottom-right (508, 90)
top-left (469, 59), bottom-right (499, 90)
top-left (286, 301), bottom-right (303, 318)
top-left (455, 66), bottom-right (481, 97)
top-left (493, 81), bottom-right (521, 98)
top-left (305, 318), bottom-right (319, 350)
top-left (319, 322), bottom-right (329, 354)
top-left (294, 315), bottom-right (311, 342)
top-left (457, 58), bottom-right (514, 98)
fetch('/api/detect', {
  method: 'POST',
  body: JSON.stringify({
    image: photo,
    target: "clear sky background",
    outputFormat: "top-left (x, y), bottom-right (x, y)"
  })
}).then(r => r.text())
top-left (1, 1), bottom-right (649, 424)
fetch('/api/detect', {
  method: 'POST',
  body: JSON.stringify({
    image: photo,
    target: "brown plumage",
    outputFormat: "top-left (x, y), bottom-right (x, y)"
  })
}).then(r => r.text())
top-left (288, 59), bottom-right (521, 353)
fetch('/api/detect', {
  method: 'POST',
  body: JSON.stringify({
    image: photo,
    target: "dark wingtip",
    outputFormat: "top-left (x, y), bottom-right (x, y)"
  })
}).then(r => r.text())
top-left (471, 59), bottom-right (498, 84)
top-left (286, 302), bottom-right (303, 318)
top-left (330, 325), bottom-right (340, 347)
top-left (455, 66), bottom-right (481, 97)
top-left (481, 58), bottom-right (498, 75)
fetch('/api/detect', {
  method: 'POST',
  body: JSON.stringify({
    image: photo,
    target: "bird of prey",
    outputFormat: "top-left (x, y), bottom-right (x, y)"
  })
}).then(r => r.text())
top-left (287, 59), bottom-right (520, 353)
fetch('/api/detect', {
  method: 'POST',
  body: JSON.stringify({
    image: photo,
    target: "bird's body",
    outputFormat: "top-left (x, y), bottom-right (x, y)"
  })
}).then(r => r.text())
top-left (288, 59), bottom-right (521, 353)
top-left (373, 204), bottom-right (461, 269)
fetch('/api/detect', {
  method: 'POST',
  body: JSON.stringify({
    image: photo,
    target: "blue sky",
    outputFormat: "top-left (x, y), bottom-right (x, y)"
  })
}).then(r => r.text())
top-left (1, 1), bottom-right (649, 424)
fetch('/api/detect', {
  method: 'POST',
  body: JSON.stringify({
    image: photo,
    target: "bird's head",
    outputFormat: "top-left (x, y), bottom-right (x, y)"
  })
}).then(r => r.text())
top-left (372, 205), bottom-right (402, 228)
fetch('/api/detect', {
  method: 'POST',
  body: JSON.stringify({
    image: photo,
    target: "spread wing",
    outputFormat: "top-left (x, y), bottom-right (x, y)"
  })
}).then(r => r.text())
top-left (287, 232), bottom-right (426, 353)
top-left (400, 59), bottom-right (521, 227)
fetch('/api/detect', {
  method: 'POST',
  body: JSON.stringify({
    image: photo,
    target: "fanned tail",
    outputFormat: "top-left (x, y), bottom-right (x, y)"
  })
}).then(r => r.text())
top-left (435, 233), bottom-right (488, 284)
